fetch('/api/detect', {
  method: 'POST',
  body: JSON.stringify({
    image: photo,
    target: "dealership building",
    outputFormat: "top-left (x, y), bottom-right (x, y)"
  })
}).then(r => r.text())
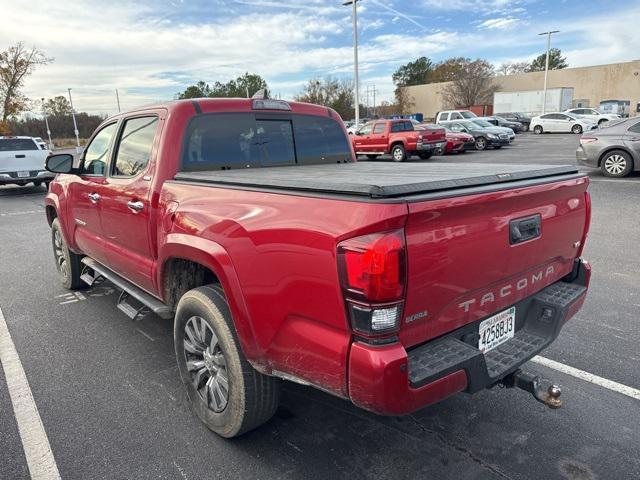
top-left (406, 60), bottom-right (640, 119)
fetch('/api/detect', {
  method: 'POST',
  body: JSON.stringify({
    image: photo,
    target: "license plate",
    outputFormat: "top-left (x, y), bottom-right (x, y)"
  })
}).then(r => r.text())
top-left (17, 171), bottom-right (30, 178)
top-left (478, 307), bottom-right (515, 353)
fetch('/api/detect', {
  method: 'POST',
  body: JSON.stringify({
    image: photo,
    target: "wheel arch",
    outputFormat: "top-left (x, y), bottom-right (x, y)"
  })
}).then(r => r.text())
top-left (159, 235), bottom-right (260, 361)
top-left (597, 147), bottom-right (635, 168)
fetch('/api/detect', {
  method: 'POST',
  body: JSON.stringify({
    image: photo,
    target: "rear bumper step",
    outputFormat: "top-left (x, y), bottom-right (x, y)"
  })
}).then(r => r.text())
top-left (407, 269), bottom-right (588, 393)
top-left (80, 257), bottom-right (173, 319)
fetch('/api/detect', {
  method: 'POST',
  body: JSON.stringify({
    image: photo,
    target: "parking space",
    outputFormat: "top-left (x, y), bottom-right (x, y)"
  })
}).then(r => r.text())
top-left (1, 133), bottom-right (639, 479)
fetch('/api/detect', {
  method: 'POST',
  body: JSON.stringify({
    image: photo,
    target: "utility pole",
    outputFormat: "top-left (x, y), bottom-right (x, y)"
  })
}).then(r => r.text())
top-left (40, 98), bottom-right (53, 150)
top-left (371, 85), bottom-right (377, 117)
top-left (343, 0), bottom-right (360, 124)
top-left (115, 89), bottom-right (121, 112)
top-left (67, 88), bottom-right (81, 152)
top-left (538, 30), bottom-right (559, 114)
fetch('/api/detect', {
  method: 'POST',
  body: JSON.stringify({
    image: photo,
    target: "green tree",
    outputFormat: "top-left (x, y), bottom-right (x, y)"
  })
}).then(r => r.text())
top-left (392, 57), bottom-right (434, 87)
top-left (177, 81), bottom-right (212, 99)
top-left (0, 42), bottom-right (52, 121)
top-left (43, 95), bottom-right (72, 116)
top-left (295, 77), bottom-right (354, 120)
top-left (528, 48), bottom-right (568, 72)
top-left (441, 58), bottom-right (497, 108)
top-left (177, 73), bottom-right (269, 100)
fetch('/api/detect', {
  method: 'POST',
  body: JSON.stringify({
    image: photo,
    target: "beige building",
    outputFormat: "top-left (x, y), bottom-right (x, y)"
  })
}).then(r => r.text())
top-left (406, 60), bottom-right (640, 119)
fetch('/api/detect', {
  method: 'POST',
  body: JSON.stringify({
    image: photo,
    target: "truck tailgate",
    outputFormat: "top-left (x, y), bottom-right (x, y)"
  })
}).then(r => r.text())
top-left (400, 176), bottom-right (589, 349)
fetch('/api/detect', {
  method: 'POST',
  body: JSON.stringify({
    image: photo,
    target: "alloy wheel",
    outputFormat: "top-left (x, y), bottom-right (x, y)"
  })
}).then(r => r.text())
top-left (53, 229), bottom-right (69, 281)
top-left (183, 316), bottom-right (229, 413)
top-left (392, 147), bottom-right (404, 161)
top-left (603, 154), bottom-right (627, 176)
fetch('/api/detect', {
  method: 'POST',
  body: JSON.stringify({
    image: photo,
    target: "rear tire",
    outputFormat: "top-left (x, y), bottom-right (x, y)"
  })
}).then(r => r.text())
top-left (533, 125), bottom-right (543, 134)
top-left (391, 144), bottom-right (407, 162)
top-left (598, 119), bottom-right (608, 126)
top-left (522, 124), bottom-right (529, 132)
top-left (600, 150), bottom-right (633, 178)
top-left (51, 218), bottom-right (85, 290)
top-left (175, 285), bottom-right (280, 438)
top-left (475, 137), bottom-right (487, 151)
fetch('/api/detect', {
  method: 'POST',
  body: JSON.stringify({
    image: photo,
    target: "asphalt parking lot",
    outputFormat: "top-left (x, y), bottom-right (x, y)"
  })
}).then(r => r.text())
top-left (1, 133), bottom-right (639, 480)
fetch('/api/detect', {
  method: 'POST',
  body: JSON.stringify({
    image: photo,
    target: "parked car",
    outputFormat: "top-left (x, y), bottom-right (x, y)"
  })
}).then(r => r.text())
top-left (497, 112), bottom-right (531, 132)
top-left (470, 119), bottom-right (515, 143)
top-left (441, 120), bottom-right (510, 150)
top-left (352, 119), bottom-right (445, 161)
top-left (530, 113), bottom-right (596, 134)
top-left (435, 110), bottom-right (477, 123)
top-left (576, 117), bottom-right (640, 177)
top-left (420, 124), bottom-right (476, 154)
top-left (565, 108), bottom-right (620, 126)
top-left (43, 97), bottom-right (591, 437)
top-left (0, 136), bottom-right (54, 188)
top-left (478, 116), bottom-right (525, 133)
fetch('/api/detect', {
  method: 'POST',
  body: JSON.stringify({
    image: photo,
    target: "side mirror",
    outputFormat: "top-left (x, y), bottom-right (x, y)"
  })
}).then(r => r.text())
top-left (45, 154), bottom-right (74, 174)
top-left (356, 131), bottom-right (363, 136)
top-left (461, 128), bottom-right (468, 133)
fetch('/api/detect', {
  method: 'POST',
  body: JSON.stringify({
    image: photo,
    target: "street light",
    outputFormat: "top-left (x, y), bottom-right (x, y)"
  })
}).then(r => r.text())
top-left (41, 97), bottom-right (53, 151)
top-left (67, 88), bottom-right (81, 152)
top-left (343, 0), bottom-right (360, 126)
top-left (538, 30), bottom-right (560, 115)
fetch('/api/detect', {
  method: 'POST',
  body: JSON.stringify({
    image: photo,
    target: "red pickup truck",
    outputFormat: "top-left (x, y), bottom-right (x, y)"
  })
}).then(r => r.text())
top-left (352, 119), bottom-right (446, 161)
top-left (44, 97), bottom-right (591, 438)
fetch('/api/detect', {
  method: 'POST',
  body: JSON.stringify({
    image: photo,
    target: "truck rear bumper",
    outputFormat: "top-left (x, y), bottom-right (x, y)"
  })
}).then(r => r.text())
top-left (347, 259), bottom-right (590, 415)
top-left (0, 171), bottom-right (54, 185)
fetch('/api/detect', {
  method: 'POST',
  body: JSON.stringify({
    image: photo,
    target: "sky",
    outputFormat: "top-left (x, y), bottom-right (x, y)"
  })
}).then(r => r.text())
top-left (1, 0), bottom-right (639, 116)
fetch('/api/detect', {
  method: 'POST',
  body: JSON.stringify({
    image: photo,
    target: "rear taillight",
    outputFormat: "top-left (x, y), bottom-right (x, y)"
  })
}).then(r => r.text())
top-left (337, 230), bottom-right (406, 337)
top-left (580, 137), bottom-right (597, 144)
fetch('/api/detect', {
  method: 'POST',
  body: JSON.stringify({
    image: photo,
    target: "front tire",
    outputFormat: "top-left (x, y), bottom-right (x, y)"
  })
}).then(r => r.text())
top-left (601, 150), bottom-right (633, 178)
top-left (175, 285), bottom-right (280, 438)
top-left (533, 125), bottom-right (543, 134)
top-left (572, 124), bottom-right (583, 134)
top-left (475, 137), bottom-right (487, 151)
top-left (51, 218), bottom-right (85, 290)
top-left (391, 144), bottom-right (407, 162)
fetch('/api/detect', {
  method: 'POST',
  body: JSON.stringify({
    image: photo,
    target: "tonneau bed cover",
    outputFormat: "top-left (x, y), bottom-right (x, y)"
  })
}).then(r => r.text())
top-left (174, 163), bottom-right (580, 199)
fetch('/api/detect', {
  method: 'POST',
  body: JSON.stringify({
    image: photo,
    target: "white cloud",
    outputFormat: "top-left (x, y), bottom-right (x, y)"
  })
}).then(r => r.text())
top-left (477, 17), bottom-right (520, 30)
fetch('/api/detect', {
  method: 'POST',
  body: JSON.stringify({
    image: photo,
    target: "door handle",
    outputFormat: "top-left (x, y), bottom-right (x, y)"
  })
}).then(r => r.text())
top-left (88, 193), bottom-right (101, 203)
top-left (127, 200), bottom-right (144, 213)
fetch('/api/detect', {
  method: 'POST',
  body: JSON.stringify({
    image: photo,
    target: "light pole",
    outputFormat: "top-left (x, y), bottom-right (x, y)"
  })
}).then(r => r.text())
top-left (67, 88), bottom-right (81, 152)
top-left (41, 97), bottom-right (53, 150)
top-left (343, 0), bottom-right (360, 126)
top-left (538, 30), bottom-right (559, 114)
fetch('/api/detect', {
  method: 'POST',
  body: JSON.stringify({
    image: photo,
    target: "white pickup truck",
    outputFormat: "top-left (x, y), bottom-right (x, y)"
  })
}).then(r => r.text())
top-left (0, 136), bottom-right (54, 188)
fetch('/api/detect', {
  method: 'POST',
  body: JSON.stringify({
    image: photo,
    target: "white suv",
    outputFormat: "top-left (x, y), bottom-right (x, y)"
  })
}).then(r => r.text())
top-left (564, 108), bottom-right (619, 125)
top-left (435, 110), bottom-right (477, 124)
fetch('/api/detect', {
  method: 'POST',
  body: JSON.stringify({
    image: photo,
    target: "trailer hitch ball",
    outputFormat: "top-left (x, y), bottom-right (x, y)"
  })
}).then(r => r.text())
top-left (502, 370), bottom-right (563, 409)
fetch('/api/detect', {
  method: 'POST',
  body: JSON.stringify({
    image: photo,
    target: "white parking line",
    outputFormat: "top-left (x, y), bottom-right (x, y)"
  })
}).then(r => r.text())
top-left (0, 306), bottom-right (61, 480)
top-left (531, 355), bottom-right (640, 401)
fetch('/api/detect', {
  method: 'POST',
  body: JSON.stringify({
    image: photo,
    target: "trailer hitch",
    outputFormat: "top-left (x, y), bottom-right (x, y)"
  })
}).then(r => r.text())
top-left (501, 369), bottom-right (563, 409)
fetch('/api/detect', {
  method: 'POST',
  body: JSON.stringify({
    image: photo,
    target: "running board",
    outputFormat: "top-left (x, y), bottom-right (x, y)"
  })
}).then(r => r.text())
top-left (80, 257), bottom-right (174, 320)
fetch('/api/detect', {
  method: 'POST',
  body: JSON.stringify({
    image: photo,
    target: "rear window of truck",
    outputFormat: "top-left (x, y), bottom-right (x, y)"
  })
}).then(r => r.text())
top-left (181, 113), bottom-right (352, 171)
top-left (0, 139), bottom-right (38, 151)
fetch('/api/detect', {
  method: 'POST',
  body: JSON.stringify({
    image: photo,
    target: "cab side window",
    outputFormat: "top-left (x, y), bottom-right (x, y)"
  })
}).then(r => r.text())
top-left (359, 123), bottom-right (373, 135)
top-left (373, 123), bottom-right (386, 134)
top-left (83, 123), bottom-right (118, 176)
top-left (112, 116), bottom-right (158, 177)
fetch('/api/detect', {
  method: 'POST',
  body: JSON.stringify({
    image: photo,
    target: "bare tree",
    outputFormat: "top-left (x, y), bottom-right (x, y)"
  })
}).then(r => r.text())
top-left (394, 86), bottom-right (415, 114)
top-left (441, 59), bottom-right (497, 108)
top-left (0, 42), bottom-right (52, 122)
